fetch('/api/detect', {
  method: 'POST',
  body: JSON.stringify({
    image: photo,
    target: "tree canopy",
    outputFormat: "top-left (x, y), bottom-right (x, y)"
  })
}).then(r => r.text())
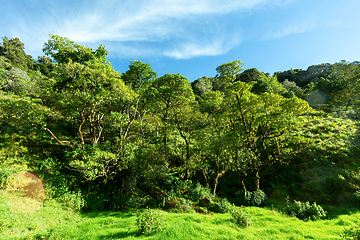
top-left (1, 35), bottom-right (360, 213)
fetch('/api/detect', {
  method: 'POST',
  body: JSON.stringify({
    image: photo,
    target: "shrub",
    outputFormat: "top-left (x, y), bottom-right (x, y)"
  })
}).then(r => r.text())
top-left (352, 191), bottom-right (360, 204)
top-left (230, 207), bottom-right (251, 228)
top-left (342, 224), bottom-right (360, 240)
top-left (208, 198), bottom-right (233, 213)
top-left (245, 190), bottom-right (268, 207)
top-left (284, 198), bottom-right (327, 221)
top-left (188, 182), bottom-right (212, 202)
top-left (57, 190), bottom-right (84, 211)
top-left (135, 208), bottom-right (162, 236)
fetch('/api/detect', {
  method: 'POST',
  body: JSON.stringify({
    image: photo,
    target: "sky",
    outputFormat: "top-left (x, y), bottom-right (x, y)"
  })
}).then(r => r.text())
top-left (2, 0), bottom-right (360, 82)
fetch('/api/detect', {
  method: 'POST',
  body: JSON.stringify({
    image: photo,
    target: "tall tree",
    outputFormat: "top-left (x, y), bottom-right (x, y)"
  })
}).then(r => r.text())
top-left (225, 81), bottom-right (312, 191)
top-left (0, 37), bottom-right (34, 70)
top-left (214, 60), bottom-right (244, 91)
top-left (147, 73), bottom-right (195, 146)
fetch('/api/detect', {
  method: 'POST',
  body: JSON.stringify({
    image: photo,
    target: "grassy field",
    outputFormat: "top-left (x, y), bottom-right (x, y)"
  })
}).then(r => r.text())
top-left (1, 196), bottom-right (360, 240)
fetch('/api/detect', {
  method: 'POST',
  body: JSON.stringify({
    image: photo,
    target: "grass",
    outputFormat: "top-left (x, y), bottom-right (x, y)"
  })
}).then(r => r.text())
top-left (1, 194), bottom-right (360, 240)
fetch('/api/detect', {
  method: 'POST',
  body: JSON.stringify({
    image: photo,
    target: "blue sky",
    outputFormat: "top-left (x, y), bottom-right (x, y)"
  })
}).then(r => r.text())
top-left (2, 0), bottom-right (360, 81)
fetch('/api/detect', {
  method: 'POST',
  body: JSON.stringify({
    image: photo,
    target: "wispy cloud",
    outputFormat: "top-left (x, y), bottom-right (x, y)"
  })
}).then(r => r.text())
top-left (268, 23), bottom-right (316, 39)
top-left (163, 33), bottom-right (242, 59)
top-left (3, 0), bottom-right (292, 59)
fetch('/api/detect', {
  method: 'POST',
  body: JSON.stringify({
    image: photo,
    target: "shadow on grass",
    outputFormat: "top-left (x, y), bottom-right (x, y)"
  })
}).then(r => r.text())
top-left (323, 205), bottom-right (360, 219)
top-left (98, 229), bottom-right (140, 239)
top-left (83, 211), bottom-right (135, 219)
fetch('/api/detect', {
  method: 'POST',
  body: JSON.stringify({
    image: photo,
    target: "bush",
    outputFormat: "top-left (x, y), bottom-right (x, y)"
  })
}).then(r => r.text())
top-left (135, 208), bottom-right (162, 236)
top-left (245, 190), bottom-right (268, 207)
top-left (352, 191), bottom-right (360, 204)
top-left (230, 207), bottom-right (251, 228)
top-left (188, 182), bottom-right (212, 202)
top-left (57, 190), bottom-right (84, 211)
top-left (342, 224), bottom-right (360, 240)
top-left (284, 198), bottom-right (327, 221)
top-left (208, 197), bottom-right (233, 213)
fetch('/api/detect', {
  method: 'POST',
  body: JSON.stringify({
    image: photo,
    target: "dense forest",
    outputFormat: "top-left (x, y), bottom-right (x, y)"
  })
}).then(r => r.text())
top-left (1, 35), bottom-right (360, 214)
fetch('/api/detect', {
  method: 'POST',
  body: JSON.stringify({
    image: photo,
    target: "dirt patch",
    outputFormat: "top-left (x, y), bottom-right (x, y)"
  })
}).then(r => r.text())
top-left (2, 171), bottom-right (46, 213)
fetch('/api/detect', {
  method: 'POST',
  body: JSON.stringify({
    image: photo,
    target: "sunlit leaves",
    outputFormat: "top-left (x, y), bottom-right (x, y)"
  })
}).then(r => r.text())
top-left (216, 60), bottom-right (245, 84)
top-left (43, 35), bottom-right (107, 64)
top-left (0, 96), bottom-right (47, 126)
top-left (122, 60), bottom-right (157, 92)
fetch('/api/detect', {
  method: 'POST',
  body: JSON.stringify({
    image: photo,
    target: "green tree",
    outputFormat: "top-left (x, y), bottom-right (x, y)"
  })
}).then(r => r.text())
top-left (122, 60), bottom-right (157, 92)
top-left (147, 73), bottom-right (195, 146)
top-left (250, 75), bottom-right (286, 96)
top-left (37, 56), bottom-right (54, 75)
top-left (281, 79), bottom-right (304, 98)
top-left (327, 61), bottom-right (360, 109)
top-left (0, 67), bottom-right (34, 96)
top-left (0, 35), bottom-right (134, 184)
top-left (236, 68), bottom-right (265, 83)
top-left (198, 90), bottom-right (230, 195)
top-left (191, 76), bottom-right (214, 97)
top-left (214, 60), bottom-right (244, 91)
top-left (173, 102), bottom-right (206, 179)
top-left (225, 81), bottom-right (312, 191)
top-left (0, 37), bottom-right (35, 70)
top-left (43, 34), bottom-right (107, 64)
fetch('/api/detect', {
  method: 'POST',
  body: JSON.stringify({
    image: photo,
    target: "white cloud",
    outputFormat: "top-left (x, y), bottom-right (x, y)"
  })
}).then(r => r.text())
top-left (269, 23), bottom-right (315, 39)
top-left (163, 34), bottom-right (242, 59)
top-left (3, 0), bottom-right (292, 59)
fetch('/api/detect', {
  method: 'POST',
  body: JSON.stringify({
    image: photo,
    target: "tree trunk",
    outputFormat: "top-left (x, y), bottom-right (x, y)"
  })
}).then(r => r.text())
top-left (184, 141), bottom-right (191, 180)
top-left (202, 167), bottom-right (209, 188)
top-left (213, 174), bottom-right (220, 196)
top-left (213, 170), bottom-right (226, 196)
top-left (241, 180), bottom-right (247, 199)
top-left (254, 169), bottom-right (260, 191)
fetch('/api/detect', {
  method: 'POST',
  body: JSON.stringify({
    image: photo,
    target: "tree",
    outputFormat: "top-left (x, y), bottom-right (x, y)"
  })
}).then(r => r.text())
top-left (43, 34), bottom-right (107, 64)
top-left (37, 56), bottom-right (54, 75)
top-left (214, 60), bottom-right (244, 91)
top-left (225, 81), bottom-right (312, 191)
top-left (251, 75), bottom-right (286, 96)
top-left (236, 68), bottom-right (265, 83)
top-left (147, 73), bottom-right (195, 146)
top-left (191, 76), bottom-right (214, 97)
top-left (122, 60), bottom-right (157, 92)
top-left (281, 79), bottom-right (304, 98)
top-left (0, 35), bottom-right (135, 183)
top-left (198, 90), bottom-right (230, 195)
top-left (0, 37), bottom-right (35, 70)
top-left (173, 102), bottom-right (206, 179)
top-left (326, 61), bottom-right (360, 109)
top-left (0, 67), bottom-right (34, 96)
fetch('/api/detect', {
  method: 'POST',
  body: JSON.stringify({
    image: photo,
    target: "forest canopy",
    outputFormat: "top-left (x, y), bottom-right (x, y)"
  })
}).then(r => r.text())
top-left (1, 35), bottom-right (360, 212)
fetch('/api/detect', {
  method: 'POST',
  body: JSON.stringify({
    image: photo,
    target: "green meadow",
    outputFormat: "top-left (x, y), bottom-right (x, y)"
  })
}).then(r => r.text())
top-left (1, 197), bottom-right (359, 240)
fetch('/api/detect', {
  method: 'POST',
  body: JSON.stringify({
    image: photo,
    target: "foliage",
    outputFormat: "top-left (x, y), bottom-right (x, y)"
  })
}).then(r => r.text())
top-left (135, 208), bottom-right (162, 236)
top-left (214, 60), bottom-right (244, 91)
top-left (192, 76), bottom-right (214, 97)
top-left (0, 67), bottom-right (34, 95)
top-left (245, 190), bottom-right (268, 207)
top-left (230, 207), bottom-right (251, 228)
top-left (250, 75), bottom-right (286, 95)
top-left (0, 37), bottom-right (35, 70)
top-left (352, 191), bottom-right (360, 204)
top-left (342, 224), bottom-right (360, 240)
top-left (217, 198), bottom-right (234, 213)
top-left (2, 34), bottom-right (360, 214)
top-left (283, 198), bottom-right (327, 221)
top-left (236, 67), bottom-right (266, 83)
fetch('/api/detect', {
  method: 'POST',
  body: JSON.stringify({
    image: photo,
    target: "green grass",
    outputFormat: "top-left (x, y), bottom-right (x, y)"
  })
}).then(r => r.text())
top-left (1, 195), bottom-right (360, 240)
